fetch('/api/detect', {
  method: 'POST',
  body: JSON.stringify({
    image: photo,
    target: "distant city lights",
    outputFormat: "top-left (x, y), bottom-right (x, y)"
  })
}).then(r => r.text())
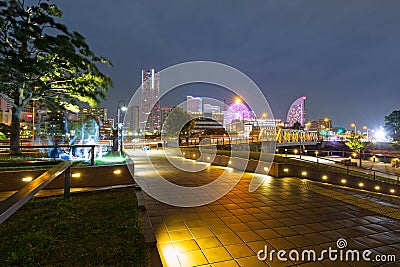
top-left (225, 97), bottom-right (254, 124)
top-left (374, 127), bottom-right (388, 142)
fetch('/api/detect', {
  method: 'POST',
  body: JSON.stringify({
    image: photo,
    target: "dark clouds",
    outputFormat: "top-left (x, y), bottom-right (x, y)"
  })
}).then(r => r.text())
top-left (54, 0), bottom-right (400, 128)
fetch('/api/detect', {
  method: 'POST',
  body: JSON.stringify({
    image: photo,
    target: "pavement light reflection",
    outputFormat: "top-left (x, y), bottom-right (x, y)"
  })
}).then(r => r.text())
top-left (126, 149), bottom-right (276, 206)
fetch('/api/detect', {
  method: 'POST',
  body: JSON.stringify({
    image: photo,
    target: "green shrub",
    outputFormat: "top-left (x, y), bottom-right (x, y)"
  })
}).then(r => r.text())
top-left (391, 158), bottom-right (400, 168)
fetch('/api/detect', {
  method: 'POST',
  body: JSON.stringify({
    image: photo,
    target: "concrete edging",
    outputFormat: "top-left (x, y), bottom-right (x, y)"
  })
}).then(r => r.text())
top-left (0, 164), bottom-right (135, 191)
top-left (185, 153), bottom-right (400, 197)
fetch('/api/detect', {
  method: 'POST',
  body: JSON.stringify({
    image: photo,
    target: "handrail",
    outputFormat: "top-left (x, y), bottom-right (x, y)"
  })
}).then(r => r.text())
top-left (0, 144), bottom-right (111, 166)
top-left (0, 144), bottom-right (111, 149)
top-left (290, 154), bottom-right (398, 178)
top-left (286, 157), bottom-right (399, 184)
top-left (0, 160), bottom-right (72, 224)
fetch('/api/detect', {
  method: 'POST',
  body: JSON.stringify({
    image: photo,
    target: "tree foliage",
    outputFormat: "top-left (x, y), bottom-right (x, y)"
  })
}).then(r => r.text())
top-left (384, 110), bottom-right (400, 142)
top-left (292, 121), bottom-right (303, 130)
top-left (345, 135), bottom-right (365, 152)
top-left (0, 122), bottom-right (10, 139)
top-left (0, 0), bottom-right (112, 154)
top-left (162, 107), bottom-right (195, 137)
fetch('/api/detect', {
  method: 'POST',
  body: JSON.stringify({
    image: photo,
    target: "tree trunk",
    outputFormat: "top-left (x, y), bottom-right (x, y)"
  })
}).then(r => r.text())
top-left (10, 107), bottom-right (21, 155)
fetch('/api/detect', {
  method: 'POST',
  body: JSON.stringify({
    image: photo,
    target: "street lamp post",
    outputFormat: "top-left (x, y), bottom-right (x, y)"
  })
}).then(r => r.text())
top-left (117, 100), bottom-right (127, 153)
top-left (299, 130), bottom-right (303, 159)
top-left (363, 126), bottom-right (370, 141)
top-left (31, 100), bottom-right (35, 144)
top-left (351, 123), bottom-right (357, 136)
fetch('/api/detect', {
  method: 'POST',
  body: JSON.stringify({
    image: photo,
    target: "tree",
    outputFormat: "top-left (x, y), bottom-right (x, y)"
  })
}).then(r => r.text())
top-left (384, 110), bottom-right (400, 142)
top-left (162, 107), bottom-right (195, 138)
top-left (292, 121), bottom-right (303, 130)
top-left (0, 0), bottom-right (112, 154)
top-left (345, 134), bottom-right (367, 167)
top-left (0, 122), bottom-right (10, 140)
top-left (345, 135), bottom-right (365, 152)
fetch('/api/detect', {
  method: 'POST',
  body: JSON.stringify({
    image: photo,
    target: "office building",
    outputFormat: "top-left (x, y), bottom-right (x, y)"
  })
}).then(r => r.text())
top-left (187, 96), bottom-right (202, 113)
top-left (140, 69), bottom-right (161, 133)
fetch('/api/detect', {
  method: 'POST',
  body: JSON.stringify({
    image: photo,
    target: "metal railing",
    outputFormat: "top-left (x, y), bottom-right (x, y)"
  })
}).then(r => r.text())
top-left (178, 135), bottom-right (320, 147)
top-left (0, 144), bottom-right (113, 166)
top-left (283, 155), bottom-right (400, 185)
top-left (278, 148), bottom-right (399, 164)
top-left (0, 161), bottom-right (72, 224)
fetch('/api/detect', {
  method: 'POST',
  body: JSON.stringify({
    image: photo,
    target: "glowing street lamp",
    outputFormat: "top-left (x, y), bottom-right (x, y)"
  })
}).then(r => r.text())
top-left (235, 97), bottom-right (242, 104)
top-left (117, 100), bottom-right (127, 152)
top-left (234, 97), bottom-right (246, 122)
top-left (351, 123), bottom-right (357, 136)
top-left (363, 126), bottom-right (370, 141)
top-left (374, 127), bottom-right (387, 142)
top-left (324, 118), bottom-right (330, 130)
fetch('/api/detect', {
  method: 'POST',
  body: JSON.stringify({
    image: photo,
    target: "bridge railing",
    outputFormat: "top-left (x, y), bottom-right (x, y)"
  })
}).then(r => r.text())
top-left (282, 154), bottom-right (400, 185)
top-left (0, 161), bottom-right (72, 224)
top-left (176, 129), bottom-right (321, 147)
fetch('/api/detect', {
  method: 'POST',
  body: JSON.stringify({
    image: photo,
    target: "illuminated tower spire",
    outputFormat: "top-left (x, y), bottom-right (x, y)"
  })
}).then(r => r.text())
top-left (140, 69), bottom-right (160, 133)
top-left (287, 96), bottom-right (306, 127)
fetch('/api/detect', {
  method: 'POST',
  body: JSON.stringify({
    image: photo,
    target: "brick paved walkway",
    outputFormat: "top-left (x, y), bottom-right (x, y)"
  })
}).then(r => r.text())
top-left (129, 150), bottom-right (400, 267)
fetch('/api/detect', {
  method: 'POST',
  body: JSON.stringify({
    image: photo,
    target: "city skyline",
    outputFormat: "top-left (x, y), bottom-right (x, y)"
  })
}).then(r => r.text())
top-left (54, 0), bottom-right (400, 129)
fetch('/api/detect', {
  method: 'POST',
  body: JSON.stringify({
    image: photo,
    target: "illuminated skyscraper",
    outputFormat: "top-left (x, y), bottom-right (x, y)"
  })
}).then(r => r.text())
top-left (287, 96), bottom-right (306, 127)
top-left (203, 104), bottom-right (220, 114)
top-left (0, 97), bottom-right (12, 125)
top-left (140, 69), bottom-right (160, 133)
top-left (78, 108), bottom-right (108, 122)
top-left (127, 105), bottom-right (140, 134)
top-left (187, 96), bottom-right (202, 113)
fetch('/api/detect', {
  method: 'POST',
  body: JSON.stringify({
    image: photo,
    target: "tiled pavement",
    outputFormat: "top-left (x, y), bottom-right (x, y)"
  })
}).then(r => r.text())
top-left (129, 151), bottom-right (400, 267)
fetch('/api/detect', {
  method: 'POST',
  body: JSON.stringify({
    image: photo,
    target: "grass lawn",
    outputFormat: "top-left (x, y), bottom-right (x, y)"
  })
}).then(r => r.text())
top-left (0, 188), bottom-right (149, 266)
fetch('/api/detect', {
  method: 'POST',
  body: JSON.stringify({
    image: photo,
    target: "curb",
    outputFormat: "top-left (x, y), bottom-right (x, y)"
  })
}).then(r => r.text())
top-left (135, 187), bottom-right (162, 267)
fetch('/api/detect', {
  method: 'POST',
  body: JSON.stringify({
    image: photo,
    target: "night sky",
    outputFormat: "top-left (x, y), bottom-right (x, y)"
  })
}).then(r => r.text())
top-left (55, 0), bottom-right (400, 129)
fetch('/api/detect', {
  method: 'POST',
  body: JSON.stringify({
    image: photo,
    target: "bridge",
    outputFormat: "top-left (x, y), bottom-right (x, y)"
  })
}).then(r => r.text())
top-left (199, 128), bottom-right (320, 147)
top-left (259, 128), bottom-right (320, 147)
top-left (128, 128), bottom-right (320, 149)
